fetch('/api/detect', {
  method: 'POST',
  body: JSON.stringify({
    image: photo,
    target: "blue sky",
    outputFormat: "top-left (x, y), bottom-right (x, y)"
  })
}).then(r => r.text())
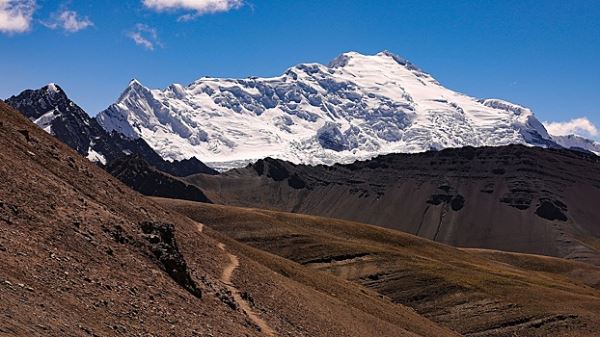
top-left (1, 0), bottom-right (599, 139)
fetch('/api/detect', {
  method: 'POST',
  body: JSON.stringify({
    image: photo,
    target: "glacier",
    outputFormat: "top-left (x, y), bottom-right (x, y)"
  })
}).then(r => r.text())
top-left (97, 51), bottom-right (556, 169)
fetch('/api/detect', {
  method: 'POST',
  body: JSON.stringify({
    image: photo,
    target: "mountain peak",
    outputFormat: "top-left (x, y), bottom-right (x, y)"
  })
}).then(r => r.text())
top-left (96, 53), bottom-right (558, 168)
top-left (46, 83), bottom-right (61, 94)
top-left (127, 79), bottom-right (148, 90)
top-left (118, 78), bottom-right (150, 102)
top-left (39, 83), bottom-right (67, 100)
top-left (375, 50), bottom-right (420, 70)
top-left (551, 134), bottom-right (600, 155)
top-left (328, 50), bottom-right (420, 71)
top-left (5, 84), bottom-right (70, 121)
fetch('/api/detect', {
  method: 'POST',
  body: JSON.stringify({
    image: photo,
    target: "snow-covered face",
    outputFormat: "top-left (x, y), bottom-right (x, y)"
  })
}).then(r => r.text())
top-left (95, 51), bottom-right (554, 169)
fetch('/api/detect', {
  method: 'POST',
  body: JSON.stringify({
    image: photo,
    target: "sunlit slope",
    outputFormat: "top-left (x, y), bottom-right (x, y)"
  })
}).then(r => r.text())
top-left (156, 198), bottom-right (600, 337)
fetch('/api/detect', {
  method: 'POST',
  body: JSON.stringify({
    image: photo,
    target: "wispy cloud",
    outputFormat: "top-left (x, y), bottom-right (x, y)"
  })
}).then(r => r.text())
top-left (142, 0), bottom-right (243, 20)
top-left (43, 9), bottom-right (93, 33)
top-left (128, 23), bottom-right (162, 50)
top-left (544, 117), bottom-right (599, 138)
top-left (0, 0), bottom-right (36, 34)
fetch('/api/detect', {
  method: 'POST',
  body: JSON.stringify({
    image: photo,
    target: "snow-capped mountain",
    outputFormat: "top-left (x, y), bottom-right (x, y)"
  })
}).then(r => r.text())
top-left (5, 84), bottom-right (217, 176)
top-left (551, 134), bottom-right (600, 155)
top-left (97, 51), bottom-right (556, 169)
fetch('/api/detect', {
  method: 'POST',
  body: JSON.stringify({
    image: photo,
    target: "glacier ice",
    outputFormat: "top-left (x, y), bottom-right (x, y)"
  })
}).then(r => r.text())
top-left (97, 51), bottom-right (558, 169)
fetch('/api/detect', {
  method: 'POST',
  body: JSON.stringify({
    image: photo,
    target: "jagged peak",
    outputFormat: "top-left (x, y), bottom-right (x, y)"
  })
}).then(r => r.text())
top-left (118, 78), bottom-right (151, 102)
top-left (552, 133), bottom-right (599, 144)
top-left (126, 78), bottom-right (151, 92)
top-left (33, 83), bottom-right (68, 102)
top-left (127, 78), bottom-right (147, 89)
top-left (128, 78), bottom-right (142, 87)
top-left (46, 83), bottom-right (60, 94)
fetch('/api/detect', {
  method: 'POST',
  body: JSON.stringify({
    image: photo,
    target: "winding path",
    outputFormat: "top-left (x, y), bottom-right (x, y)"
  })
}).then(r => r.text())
top-left (196, 222), bottom-right (276, 337)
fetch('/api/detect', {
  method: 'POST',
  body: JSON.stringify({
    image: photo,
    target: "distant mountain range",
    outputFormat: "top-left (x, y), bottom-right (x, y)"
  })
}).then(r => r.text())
top-left (95, 51), bottom-right (598, 169)
top-left (4, 52), bottom-right (598, 173)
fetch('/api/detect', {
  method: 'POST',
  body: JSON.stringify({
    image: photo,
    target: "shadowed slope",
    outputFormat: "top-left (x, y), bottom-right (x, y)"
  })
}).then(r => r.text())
top-left (187, 146), bottom-right (600, 265)
top-left (106, 155), bottom-right (212, 202)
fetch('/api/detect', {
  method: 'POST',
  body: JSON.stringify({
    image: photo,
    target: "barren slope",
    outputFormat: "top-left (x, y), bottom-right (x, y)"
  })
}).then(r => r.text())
top-left (188, 145), bottom-right (600, 265)
top-left (0, 101), bottom-right (456, 337)
top-left (156, 198), bottom-right (600, 337)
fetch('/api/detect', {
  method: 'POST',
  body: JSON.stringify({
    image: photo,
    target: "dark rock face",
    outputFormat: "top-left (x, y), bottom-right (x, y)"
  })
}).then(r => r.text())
top-left (161, 157), bottom-right (218, 177)
top-left (450, 195), bottom-right (465, 211)
top-left (288, 173), bottom-right (307, 189)
top-left (7, 84), bottom-right (100, 155)
top-left (252, 157), bottom-right (307, 189)
top-left (426, 185), bottom-right (465, 211)
top-left (254, 157), bottom-right (292, 181)
top-left (107, 156), bottom-right (212, 203)
top-left (427, 194), bottom-right (453, 205)
top-left (190, 145), bottom-right (600, 265)
top-left (5, 85), bottom-right (217, 177)
top-left (139, 221), bottom-right (202, 298)
top-left (536, 200), bottom-right (568, 221)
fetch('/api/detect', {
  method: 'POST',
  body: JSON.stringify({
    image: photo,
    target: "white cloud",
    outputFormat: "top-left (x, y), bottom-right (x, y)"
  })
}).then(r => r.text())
top-left (544, 117), bottom-right (599, 138)
top-left (142, 0), bottom-right (243, 18)
top-left (128, 24), bottom-right (161, 50)
top-left (43, 10), bottom-right (93, 33)
top-left (0, 0), bottom-right (36, 34)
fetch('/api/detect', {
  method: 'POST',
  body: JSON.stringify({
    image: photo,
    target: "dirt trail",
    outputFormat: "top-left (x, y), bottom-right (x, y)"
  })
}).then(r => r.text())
top-left (197, 222), bottom-right (276, 337)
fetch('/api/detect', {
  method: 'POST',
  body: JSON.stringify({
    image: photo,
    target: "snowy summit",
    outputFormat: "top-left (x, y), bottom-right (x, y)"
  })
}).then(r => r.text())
top-left (97, 51), bottom-right (555, 169)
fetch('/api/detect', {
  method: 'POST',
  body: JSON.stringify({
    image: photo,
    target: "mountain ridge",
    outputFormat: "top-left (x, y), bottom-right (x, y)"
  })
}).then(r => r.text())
top-left (97, 50), bottom-right (563, 169)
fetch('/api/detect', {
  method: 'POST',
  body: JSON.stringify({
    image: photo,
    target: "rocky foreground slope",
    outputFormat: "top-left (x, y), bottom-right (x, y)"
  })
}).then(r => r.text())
top-left (0, 101), bottom-right (459, 337)
top-left (188, 145), bottom-right (600, 265)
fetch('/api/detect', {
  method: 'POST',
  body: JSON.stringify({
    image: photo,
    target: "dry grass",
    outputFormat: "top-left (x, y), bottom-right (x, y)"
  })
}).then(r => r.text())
top-left (156, 197), bottom-right (600, 337)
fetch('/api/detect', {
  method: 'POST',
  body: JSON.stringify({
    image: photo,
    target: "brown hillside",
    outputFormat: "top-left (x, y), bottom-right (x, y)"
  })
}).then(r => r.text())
top-left (156, 197), bottom-right (600, 337)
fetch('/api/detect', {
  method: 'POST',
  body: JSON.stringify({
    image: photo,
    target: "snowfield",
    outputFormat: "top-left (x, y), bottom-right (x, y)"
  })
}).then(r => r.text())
top-left (97, 51), bottom-right (558, 169)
